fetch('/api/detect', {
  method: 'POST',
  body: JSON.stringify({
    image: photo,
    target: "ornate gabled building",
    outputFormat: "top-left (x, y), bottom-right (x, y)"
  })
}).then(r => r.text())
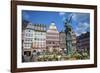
top-left (46, 22), bottom-right (60, 50)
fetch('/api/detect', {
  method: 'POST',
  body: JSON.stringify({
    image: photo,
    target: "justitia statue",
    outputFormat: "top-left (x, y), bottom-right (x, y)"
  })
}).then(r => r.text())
top-left (64, 16), bottom-right (73, 55)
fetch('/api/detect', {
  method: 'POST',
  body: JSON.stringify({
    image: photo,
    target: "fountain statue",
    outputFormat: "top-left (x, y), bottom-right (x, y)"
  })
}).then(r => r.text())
top-left (64, 15), bottom-right (73, 55)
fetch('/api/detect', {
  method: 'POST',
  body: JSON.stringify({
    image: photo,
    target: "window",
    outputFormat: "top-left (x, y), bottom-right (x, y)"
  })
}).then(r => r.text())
top-left (28, 30), bottom-right (30, 32)
top-left (26, 34), bottom-right (27, 36)
top-left (34, 38), bottom-right (37, 40)
top-left (53, 42), bottom-right (55, 44)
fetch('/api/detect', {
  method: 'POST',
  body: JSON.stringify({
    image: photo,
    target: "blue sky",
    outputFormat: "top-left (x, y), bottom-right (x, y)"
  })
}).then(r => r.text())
top-left (22, 10), bottom-right (90, 36)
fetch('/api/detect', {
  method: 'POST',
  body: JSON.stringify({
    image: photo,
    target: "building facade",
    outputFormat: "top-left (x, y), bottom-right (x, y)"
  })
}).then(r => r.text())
top-left (71, 31), bottom-right (77, 52)
top-left (76, 32), bottom-right (90, 54)
top-left (59, 30), bottom-right (66, 50)
top-left (22, 22), bottom-right (46, 56)
top-left (46, 22), bottom-right (60, 50)
top-left (59, 30), bottom-right (76, 53)
top-left (32, 24), bottom-right (46, 52)
top-left (22, 23), bottom-right (34, 56)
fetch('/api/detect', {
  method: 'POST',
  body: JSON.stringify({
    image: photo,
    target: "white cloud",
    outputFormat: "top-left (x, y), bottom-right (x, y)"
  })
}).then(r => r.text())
top-left (70, 13), bottom-right (90, 36)
top-left (59, 12), bottom-right (90, 36)
top-left (59, 12), bottom-right (66, 16)
top-left (72, 13), bottom-right (90, 22)
top-left (75, 22), bottom-right (89, 36)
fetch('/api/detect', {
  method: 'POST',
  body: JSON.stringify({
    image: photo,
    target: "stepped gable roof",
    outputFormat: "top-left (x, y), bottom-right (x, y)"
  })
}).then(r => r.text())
top-left (47, 22), bottom-right (59, 33)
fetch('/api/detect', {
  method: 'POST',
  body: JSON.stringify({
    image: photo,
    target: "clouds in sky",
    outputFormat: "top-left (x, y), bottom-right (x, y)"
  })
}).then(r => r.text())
top-left (72, 13), bottom-right (90, 36)
top-left (75, 22), bottom-right (90, 36)
top-left (72, 13), bottom-right (90, 23)
top-left (59, 12), bottom-right (90, 36)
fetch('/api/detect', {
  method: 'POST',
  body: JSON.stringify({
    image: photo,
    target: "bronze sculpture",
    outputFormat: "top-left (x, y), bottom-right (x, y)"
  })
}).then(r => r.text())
top-left (64, 15), bottom-right (73, 55)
